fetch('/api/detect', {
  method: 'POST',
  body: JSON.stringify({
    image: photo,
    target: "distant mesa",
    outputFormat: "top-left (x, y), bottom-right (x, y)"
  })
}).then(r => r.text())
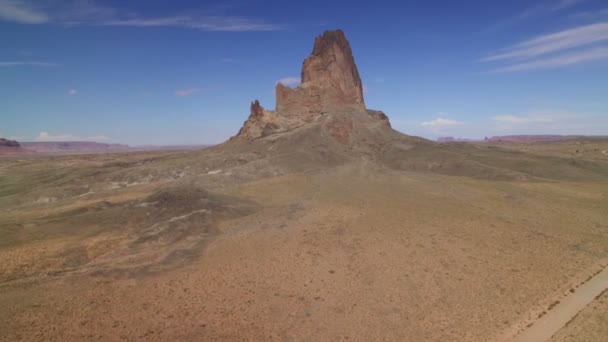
top-left (0, 139), bottom-right (212, 156)
top-left (437, 137), bottom-right (481, 143)
top-left (0, 138), bottom-right (20, 148)
top-left (21, 141), bottom-right (131, 153)
top-left (437, 135), bottom-right (589, 144)
top-left (484, 135), bottom-right (581, 143)
top-left (233, 29), bottom-right (390, 141)
top-left (0, 140), bottom-right (131, 156)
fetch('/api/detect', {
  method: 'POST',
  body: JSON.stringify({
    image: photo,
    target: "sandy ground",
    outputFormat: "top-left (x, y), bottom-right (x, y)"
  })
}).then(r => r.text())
top-left (1, 159), bottom-right (608, 341)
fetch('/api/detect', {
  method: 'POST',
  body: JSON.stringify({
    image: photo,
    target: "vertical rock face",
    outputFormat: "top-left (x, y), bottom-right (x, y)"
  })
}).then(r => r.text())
top-left (276, 29), bottom-right (365, 117)
top-left (233, 29), bottom-right (390, 141)
top-left (300, 29), bottom-right (364, 108)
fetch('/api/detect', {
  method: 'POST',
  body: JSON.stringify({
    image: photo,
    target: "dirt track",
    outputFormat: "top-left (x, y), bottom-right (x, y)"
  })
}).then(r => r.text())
top-left (513, 265), bottom-right (608, 342)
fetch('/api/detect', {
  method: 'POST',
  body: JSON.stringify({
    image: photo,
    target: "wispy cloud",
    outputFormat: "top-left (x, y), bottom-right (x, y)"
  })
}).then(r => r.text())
top-left (0, 61), bottom-right (58, 67)
top-left (404, 110), bottom-right (608, 139)
top-left (0, 132), bottom-right (26, 141)
top-left (491, 111), bottom-right (608, 135)
top-left (103, 16), bottom-right (283, 31)
top-left (482, 22), bottom-right (608, 62)
top-left (493, 114), bottom-right (553, 124)
top-left (484, 0), bottom-right (589, 33)
top-left (570, 8), bottom-right (608, 21)
top-left (67, 89), bottom-right (77, 95)
top-left (0, 0), bottom-right (48, 24)
top-left (518, 0), bottom-right (588, 19)
top-left (421, 118), bottom-right (462, 127)
top-left (481, 22), bottom-right (608, 72)
top-left (0, 0), bottom-right (283, 31)
top-left (276, 77), bottom-right (300, 87)
top-left (35, 131), bottom-right (108, 142)
top-left (175, 88), bottom-right (202, 97)
top-left (491, 47), bottom-right (608, 72)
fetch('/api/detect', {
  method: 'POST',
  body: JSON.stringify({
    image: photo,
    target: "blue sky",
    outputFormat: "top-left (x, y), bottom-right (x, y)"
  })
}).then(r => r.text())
top-left (1, 0), bottom-right (607, 145)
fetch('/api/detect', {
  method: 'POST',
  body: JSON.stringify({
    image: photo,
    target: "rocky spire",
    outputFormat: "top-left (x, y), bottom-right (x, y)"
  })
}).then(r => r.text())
top-left (276, 29), bottom-right (366, 117)
top-left (300, 29), bottom-right (364, 107)
top-left (232, 29), bottom-right (389, 141)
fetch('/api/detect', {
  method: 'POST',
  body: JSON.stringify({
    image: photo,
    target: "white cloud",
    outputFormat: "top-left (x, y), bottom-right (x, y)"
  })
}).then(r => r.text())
top-left (484, 0), bottom-right (588, 33)
top-left (481, 22), bottom-right (608, 72)
top-left (0, 133), bottom-right (25, 141)
top-left (493, 114), bottom-right (554, 124)
top-left (491, 47), bottom-right (608, 72)
top-left (103, 16), bottom-right (283, 31)
top-left (35, 132), bottom-right (109, 142)
top-left (68, 89), bottom-right (77, 95)
top-left (175, 88), bottom-right (202, 97)
top-left (362, 84), bottom-right (369, 94)
top-left (0, 0), bottom-right (48, 24)
top-left (398, 110), bottom-right (608, 140)
top-left (491, 111), bottom-right (608, 135)
top-left (553, 0), bottom-right (587, 10)
top-left (482, 22), bottom-right (608, 62)
top-left (276, 77), bottom-right (300, 87)
top-left (421, 118), bottom-right (462, 127)
top-left (571, 8), bottom-right (608, 21)
top-left (0, 61), bottom-right (58, 67)
top-left (0, 1), bottom-right (284, 31)
top-left (518, 0), bottom-right (588, 19)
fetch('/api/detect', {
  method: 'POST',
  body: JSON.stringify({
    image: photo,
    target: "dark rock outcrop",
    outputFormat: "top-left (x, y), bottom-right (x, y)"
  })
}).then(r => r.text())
top-left (0, 138), bottom-right (20, 148)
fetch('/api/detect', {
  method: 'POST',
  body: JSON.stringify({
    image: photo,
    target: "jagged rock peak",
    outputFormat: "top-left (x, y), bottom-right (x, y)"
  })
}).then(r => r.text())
top-left (250, 100), bottom-right (264, 118)
top-left (274, 29), bottom-right (366, 119)
top-left (231, 29), bottom-right (391, 141)
top-left (233, 100), bottom-right (294, 141)
top-left (300, 29), bottom-right (364, 107)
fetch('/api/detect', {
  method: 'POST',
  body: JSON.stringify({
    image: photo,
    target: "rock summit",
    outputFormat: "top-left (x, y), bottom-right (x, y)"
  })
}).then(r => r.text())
top-left (233, 29), bottom-right (389, 140)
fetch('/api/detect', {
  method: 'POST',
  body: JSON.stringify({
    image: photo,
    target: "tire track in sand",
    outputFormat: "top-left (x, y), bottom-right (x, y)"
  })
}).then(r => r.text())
top-left (512, 265), bottom-right (608, 342)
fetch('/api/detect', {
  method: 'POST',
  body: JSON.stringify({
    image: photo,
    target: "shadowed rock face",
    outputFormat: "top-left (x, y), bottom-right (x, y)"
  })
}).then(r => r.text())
top-left (233, 29), bottom-right (389, 141)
